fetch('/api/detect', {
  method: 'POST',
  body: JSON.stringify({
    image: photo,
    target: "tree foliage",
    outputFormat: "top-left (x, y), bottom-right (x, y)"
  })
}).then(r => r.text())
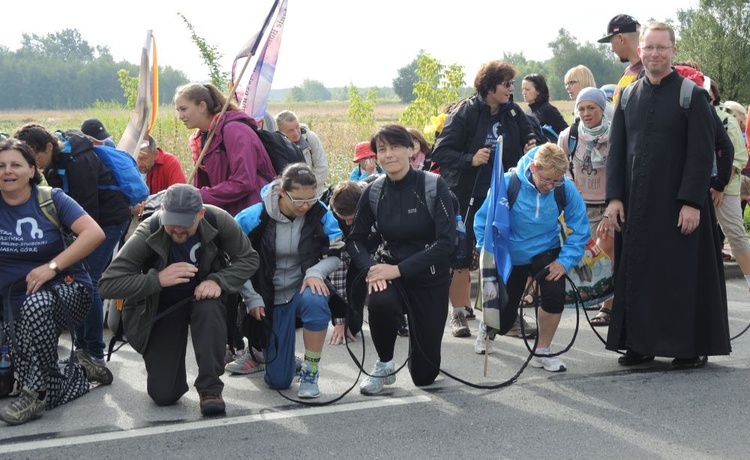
top-left (0, 29), bottom-right (188, 110)
top-left (347, 85), bottom-right (378, 140)
top-left (676, 0), bottom-right (750, 102)
top-left (285, 79), bottom-right (332, 102)
top-left (392, 50), bottom-right (424, 103)
top-left (177, 12), bottom-right (228, 90)
top-left (399, 54), bottom-right (465, 142)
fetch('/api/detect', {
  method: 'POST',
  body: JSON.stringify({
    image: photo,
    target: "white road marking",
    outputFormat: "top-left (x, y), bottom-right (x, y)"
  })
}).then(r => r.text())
top-left (0, 395), bottom-right (430, 454)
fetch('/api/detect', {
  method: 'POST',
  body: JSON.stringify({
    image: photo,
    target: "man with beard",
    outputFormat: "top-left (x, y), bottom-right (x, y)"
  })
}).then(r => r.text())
top-left (598, 14), bottom-right (643, 105)
top-left (603, 21), bottom-right (730, 369)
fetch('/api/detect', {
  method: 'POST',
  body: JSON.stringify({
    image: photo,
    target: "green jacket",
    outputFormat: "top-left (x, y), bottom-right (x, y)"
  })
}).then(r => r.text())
top-left (99, 205), bottom-right (258, 353)
top-left (716, 104), bottom-right (747, 196)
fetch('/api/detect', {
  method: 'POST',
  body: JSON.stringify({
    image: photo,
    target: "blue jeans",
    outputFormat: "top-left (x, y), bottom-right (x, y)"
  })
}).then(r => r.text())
top-left (263, 288), bottom-right (330, 390)
top-left (75, 219), bottom-right (130, 360)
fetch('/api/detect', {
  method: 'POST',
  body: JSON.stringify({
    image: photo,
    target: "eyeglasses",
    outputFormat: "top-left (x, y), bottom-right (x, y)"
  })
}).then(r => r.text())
top-left (534, 172), bottom-right (565, 188)
top-left (564, 80), bottom-right (578, 87)
top-left (641, 45), bottom-right (673, 53)
top-left (284, 192), bottom-right (318, 207)
top-left (500, 80), bottom-right (515, 88)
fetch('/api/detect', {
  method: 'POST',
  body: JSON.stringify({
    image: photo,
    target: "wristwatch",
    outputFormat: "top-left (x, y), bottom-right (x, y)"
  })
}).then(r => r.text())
top-left (48, 261), bottom-right (61, 274)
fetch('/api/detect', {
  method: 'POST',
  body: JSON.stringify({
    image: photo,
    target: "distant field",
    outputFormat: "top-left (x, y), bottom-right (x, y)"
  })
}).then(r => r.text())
top-left (0, 99), bottom-right (576, 185)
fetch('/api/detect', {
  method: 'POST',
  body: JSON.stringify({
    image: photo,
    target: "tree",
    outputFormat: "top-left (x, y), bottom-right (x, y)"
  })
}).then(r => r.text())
top-left (177, 12), bottom-right (228, 89)
top-left (399, 54), bottom-right (465, 143)
top-left (545, 29), bottom-right (623, 100)
top-left (676, 0), bottom-right (750, 102)
top-left (301, 79), bottom-right (331, 101)
top-left (18, 28), bottom-right (96, 62)
top-left (392, 50), bottom-right (424, 103)
top-left (347, 85), bottom-right (378, 140)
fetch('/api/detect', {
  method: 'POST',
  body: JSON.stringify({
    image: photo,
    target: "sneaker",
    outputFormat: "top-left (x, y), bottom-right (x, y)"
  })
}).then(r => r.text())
top-left (463, 306), bottom-right (476, 319)
top-left (225, 348), bottom-right (265, 375)
top-left (199, 392), bottom-right (225, 416)
top-left (474, 321), bottom-right (494, 355)
top-left (297, 364), bottom-right (320, 399)
top-left (450, 311), bottom-right (471, 337)
top-left (506, 314), bottom-right (537, 338)
top-left (76, 349), bottom-right (114, 385)
top-left (360, 360), bottom-right (396, 395)
top-left (397, 315), bottom-right (409, 337)
top-left (0, 388), bottom-right (47, 426)
top-left (531, 347), bottom-right (567, 372)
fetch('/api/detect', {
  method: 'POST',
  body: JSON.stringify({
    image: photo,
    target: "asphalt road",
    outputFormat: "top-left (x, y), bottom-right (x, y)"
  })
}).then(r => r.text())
top-left (1, 278), bottom-right (749, 459)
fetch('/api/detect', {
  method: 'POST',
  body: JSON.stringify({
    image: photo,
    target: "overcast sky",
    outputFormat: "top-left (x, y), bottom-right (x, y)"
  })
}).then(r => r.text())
top-left (2, 0), bottom-right (697, 89)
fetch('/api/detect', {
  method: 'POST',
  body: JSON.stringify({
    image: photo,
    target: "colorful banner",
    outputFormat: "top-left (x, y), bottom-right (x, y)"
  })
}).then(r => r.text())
top-left (118, 30), bottom-right (156, 158)
top-left (232, 0), bottom-right (287, 122)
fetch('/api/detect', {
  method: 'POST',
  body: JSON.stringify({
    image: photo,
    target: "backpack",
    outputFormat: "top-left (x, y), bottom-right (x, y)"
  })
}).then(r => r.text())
top-left (222, 119), bottom-right (305, 176)
top-left (566, 118), bottom-right (581, 178)
top-left (526, 113), bottom-right (559, 144)
top-left (367, 171), bottom-right (466, 265)
top-left (57, 133), bottom-right (149, 207)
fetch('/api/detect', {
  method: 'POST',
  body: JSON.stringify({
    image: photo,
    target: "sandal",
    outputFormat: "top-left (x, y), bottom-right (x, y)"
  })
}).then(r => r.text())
top-left (590, 307), bottom-right (611, 327)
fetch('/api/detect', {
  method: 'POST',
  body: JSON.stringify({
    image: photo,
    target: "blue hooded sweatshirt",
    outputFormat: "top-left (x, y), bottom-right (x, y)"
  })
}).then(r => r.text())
top-left (474, 147), bottom-right (589, 271)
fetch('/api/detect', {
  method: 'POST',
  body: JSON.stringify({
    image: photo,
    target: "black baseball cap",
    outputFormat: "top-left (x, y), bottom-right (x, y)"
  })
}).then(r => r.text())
top-left (597, 14), bottom-right (640, 43)
top-left (80, 118), bottom-right (111, 141)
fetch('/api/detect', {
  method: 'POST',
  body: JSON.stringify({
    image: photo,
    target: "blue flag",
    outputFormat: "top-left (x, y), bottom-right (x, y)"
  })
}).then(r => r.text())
top-left (483, 137), bottom-right (512, 283)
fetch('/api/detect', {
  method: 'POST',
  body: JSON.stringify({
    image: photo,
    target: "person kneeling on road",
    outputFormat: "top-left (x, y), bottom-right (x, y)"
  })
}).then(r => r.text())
top-left (474, 143), bottom-right (589, 371)
top-left (99, 184), bottom-right (258, 416)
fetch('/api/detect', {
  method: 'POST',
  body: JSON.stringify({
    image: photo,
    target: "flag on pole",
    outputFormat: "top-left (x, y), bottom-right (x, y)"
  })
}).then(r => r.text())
top-left (233, 0), bottom-right (287, 122)
top-left (118, 30), bottom-right (157, 158)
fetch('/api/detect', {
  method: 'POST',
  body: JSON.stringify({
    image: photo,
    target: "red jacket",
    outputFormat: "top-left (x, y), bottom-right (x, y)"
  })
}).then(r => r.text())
top-left (146, 148), bottom-right (187, 194)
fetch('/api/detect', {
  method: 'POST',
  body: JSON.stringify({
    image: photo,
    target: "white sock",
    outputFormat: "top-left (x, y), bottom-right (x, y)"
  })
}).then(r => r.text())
top-left (744, 274), bottom-right (750, 290)
top-left (452, 307), bottom-right (464, 315)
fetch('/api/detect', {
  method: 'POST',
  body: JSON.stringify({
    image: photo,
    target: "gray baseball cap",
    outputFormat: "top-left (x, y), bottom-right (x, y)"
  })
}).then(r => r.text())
top-left (161, 184), bottom-right (203, 227)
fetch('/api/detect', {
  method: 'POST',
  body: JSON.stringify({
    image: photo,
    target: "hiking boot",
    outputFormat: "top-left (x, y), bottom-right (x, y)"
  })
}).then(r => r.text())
top-left (360, 360), bottom-right (396, 395)
top-left (225, 348), bottom-right (265, 375)
top-left (450, 311), bottom-right (471, 337)
top-left (297, 364), bottom-right (320, 399)
top-left (531, 347), bottom-right (567, 372)
top-left (397, 315), bottom-right (409, 337)
top-left (77, 349), bottom-right (114, 385)
top-left (0, 388), bottom-right (47, 426)
top-left (506, 314), bottom-right (537, 338)
top-left (199, 392), bottom-right (225, 416)
top-left (474, 321), bottom-right (494, 355)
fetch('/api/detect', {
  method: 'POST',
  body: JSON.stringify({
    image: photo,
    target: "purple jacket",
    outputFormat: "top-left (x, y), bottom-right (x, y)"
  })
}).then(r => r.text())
top-left (194, 111), bottom-right (276, 216)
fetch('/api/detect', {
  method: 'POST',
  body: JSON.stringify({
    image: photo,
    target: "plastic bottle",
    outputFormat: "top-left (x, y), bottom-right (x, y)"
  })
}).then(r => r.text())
top-left (455, 215), bottom-right (467, 261)
top-left (0, 343), bottom-right (13, 397)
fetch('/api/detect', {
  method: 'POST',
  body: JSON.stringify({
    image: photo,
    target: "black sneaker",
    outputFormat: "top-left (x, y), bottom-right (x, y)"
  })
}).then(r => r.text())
top-left (617, 349), bottom-right (655, 366)
top-left (671, 356), bottom-right (707, 369)
top-left (397, 315), bottom-right (409, 337)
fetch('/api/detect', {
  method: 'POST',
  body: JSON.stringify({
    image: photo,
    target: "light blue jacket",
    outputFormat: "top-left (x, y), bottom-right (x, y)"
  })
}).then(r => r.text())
top-left (474, 148), bottom-right (589, 271)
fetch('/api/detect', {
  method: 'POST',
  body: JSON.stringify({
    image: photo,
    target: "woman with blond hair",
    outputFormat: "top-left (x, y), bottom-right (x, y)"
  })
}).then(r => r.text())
top-left (564, 65), bottom-right (614, 120)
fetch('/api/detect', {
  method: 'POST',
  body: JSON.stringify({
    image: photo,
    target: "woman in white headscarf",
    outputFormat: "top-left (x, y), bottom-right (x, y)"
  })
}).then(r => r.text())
top-left (558, 87), bottom-right (613, 326)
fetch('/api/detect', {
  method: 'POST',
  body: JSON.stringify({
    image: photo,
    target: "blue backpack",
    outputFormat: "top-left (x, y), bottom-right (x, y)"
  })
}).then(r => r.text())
top-left (58, 134), bottom-right (149, 207)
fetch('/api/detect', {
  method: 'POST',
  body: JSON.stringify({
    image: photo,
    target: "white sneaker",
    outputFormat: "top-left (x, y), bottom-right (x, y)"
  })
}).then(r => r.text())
top-left (360, 360), bottom-right (396, 395)
top-left (531, 347), bottom-right (567, 372)
top-left (225, 348), bottom-right (265, 375)
top-left (474, 321), bottom-right (493, 355)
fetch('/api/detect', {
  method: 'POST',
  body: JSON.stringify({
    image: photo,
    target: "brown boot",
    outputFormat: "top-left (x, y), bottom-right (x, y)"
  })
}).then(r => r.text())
top-left (199, 392), bottom-right (225, 416)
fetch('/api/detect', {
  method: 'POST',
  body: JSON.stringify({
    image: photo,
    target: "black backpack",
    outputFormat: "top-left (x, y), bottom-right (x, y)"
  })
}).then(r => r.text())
top-left (526, 113), bottom-right (559, 145)
top-left (222, 119), bottom-right (305, 176)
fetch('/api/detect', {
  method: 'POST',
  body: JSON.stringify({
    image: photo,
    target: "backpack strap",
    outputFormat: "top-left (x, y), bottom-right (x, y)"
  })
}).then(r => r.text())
top-left (567, 118), bottom-right (580, 179)
top-left (36, 186), bottom-right (60, 229)
top-left (507, 169), bottom-right (566, 215)
top-left (679, 78), bottom-right (695, 114)
top-left (423, 171), bottom-right (438, 221)
top-left (620, 83), bottom-right (634, 112)
top-left (367, 175), bottom-right (387, 218)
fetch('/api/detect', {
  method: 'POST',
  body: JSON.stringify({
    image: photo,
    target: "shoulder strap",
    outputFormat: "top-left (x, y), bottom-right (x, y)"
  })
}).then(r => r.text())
top-left (37, 186), bottom-right (60, 229)
top-left (368, 175), bottom-right (387, 217)
top-left (554, 182), bottom-right (567, 215)
top-left (423, 172), bottom-right (438, 221)
top-left (507, 172), bottom-right (521, 210)
top-left (679, 78), bottom-right (695, 114)
top-left (567, 119), bottom-right (580, 179)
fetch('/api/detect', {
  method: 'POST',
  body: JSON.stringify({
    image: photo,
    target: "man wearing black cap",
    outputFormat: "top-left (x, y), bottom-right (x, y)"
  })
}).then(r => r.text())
top-left (100, 184), bottom-right (258, 416)
top-left (598, 14), bottom-right (643, 105)
top-left (81, 118), bottom-right (116, 147)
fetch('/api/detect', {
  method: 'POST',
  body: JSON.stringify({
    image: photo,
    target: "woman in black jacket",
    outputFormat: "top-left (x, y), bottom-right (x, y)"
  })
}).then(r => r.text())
top-left (347, 125), bottom-right (455, 395)
top-left (522, 73), bottom-right (569, 138)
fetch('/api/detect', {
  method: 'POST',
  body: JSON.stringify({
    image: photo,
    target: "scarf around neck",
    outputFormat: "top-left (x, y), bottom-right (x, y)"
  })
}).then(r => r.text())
top-left (577, 116), bottom-right (610, 169)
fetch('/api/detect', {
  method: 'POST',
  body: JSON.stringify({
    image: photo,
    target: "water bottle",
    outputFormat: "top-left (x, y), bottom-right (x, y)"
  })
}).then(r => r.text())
top-left (455, 215), bottom-right (467, 261)
top-left (0, 343), bottom-right (13, 397)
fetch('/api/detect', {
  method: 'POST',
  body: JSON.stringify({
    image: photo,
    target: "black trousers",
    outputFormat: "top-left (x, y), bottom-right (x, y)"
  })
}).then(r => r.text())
top-left (367, 280), bottom-right (449, 386)
top-left (143, 298), bottom-right (227, 406)
top-left (506, 248), bottom-right (566, 315)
